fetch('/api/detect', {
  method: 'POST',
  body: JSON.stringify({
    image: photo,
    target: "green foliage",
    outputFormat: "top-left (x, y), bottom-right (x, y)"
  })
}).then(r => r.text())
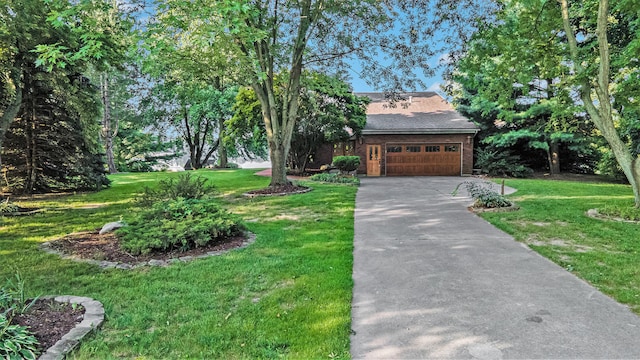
top-left (463, 181), bottom-right (512, 208)
top-left (0, 199), bottom-right (20, 214)
top-left (117, 198), bottom-right (245, 255)
top-left (0, 273), bottom-right (39, 316)
top-left (598, 205), bottom-right (640, 222)
top-left (332, 156), bottom-right (361, 173)
top-left (126, 159), bottom-right (154, 173)
top-left (137, 172), bottom-right (216, 206)
top-left (309, 173), bottom-right (359, 185)
top-left (475, 148), bottom-right (533, 178)
top-left (0, 314), bottom-right (39, 360)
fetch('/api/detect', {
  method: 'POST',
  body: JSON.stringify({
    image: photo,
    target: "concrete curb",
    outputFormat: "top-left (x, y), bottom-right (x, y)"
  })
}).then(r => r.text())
top-left (40, 233), bottom-right (256, 270)
top-left (38, 296), bottom-right (104, 360)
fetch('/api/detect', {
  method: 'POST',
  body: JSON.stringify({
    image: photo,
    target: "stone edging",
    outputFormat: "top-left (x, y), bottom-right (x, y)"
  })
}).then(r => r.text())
top-left (39, 296), bottom-right (105, 360)
top-left (243, 187), bottom-right (312, 198)
top-left (40, 233), bottom-right (256, 270)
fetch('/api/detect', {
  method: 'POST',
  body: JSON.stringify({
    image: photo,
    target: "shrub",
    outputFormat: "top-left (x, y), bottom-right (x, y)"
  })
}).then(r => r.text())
top-left (332, 156), bottom-right (360, 173)
top-left (309, 173), bottom-right (359, 185)
top-left (137, 172), bottom-right (216, 206)
top-left (117, 198), bottom-right (245, 255)
top-left (598, 205), bottom-right (640, 221)
top-left (0, 314), bottom-right (39, 360)
top-left (0, 199), bottom-right (20, 214)
top-left (460, 181), bottom-right (512, 208)
top-left (475, 148), bottom-right (532, 178)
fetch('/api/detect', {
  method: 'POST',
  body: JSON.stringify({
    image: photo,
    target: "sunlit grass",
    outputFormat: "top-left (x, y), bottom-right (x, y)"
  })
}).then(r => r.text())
top-left (0, 169), bottom-right (355, 359)
top-left (482, 178), bottom-right (640, 314)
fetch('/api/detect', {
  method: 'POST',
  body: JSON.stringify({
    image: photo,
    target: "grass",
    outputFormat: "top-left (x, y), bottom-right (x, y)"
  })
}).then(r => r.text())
top-left (480, 178), bottom-right (640, 314)
top-left (0, 169), bottom-right (356, 359)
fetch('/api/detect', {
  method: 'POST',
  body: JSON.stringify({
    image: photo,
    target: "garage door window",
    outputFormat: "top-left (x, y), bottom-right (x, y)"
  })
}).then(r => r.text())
top-left (387, 146), bottom-right (402, 153)
top-left (425, 145), bottom-right (441, 152)
top-left (406, 145), bottom-right (421, 153)
top-left (444, 145), bottom-right (459, 152)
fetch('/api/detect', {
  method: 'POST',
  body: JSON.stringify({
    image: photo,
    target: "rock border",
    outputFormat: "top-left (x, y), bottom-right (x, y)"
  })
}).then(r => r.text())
top-left (38, 296), bottom-right (105, 360)
top-left (40, 233), bottom-right (256, 270)
top-left (243, 187), bottom-right (312, 198)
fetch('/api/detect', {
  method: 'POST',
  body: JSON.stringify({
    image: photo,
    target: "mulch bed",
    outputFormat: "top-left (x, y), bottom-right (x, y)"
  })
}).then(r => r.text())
top-left (245, 184), bottom-right (310, 197)
top-left (47, 231), bottom-right (248, 265)
top-left (10, 298), bottom-right (85, 353)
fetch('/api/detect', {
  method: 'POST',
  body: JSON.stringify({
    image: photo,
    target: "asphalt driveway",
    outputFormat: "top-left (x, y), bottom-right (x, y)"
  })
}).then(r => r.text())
top-left (351, 177), bottom-right (640, 359)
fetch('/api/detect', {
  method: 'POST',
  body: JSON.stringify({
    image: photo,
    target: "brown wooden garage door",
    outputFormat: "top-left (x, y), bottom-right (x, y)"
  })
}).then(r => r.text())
top-left (386, 144), bottom-right (461, 176)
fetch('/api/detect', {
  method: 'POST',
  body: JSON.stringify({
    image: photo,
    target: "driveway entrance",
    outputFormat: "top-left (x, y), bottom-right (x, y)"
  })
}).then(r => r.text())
top-left (351, 177), bottom-right (640, 359)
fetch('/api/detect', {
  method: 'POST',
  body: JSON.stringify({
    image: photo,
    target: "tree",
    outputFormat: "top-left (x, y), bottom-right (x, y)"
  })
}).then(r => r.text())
top-left (149, 0), bottom-right (499, 187)
top-left (449, 0), bottom-right (640, 205)
top-left (140, 82), bottom-right (237, 170)
top-left (233, 72), bottom-right (368, 173)
top-left (0, 0), bottom-right (124, 193)
top-left (560, 0), bottom-right (640, 206)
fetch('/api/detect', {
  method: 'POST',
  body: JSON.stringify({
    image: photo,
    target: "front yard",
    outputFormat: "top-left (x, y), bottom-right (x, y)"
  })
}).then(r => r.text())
top-left (2, 170), bottom-right (640, 358)
top-left (482, 178), bottom-right (640, 314)
top-left (0, 169), bottom-right (356, 359)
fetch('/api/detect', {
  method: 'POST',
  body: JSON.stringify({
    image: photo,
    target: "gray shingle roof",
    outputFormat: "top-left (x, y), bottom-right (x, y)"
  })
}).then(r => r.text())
top-left (357, 92), bottom-right (479, 135)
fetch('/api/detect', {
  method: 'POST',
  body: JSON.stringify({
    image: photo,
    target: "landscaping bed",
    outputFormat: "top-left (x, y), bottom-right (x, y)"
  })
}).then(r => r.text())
top-left (44, 230), bottom-right (250, 266)
top-left (10, 298), bottom-right (85, 353)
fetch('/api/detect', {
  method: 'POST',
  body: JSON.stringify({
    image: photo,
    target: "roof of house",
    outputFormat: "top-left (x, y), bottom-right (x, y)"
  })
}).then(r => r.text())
top-left (357, 92), bottom-right (479, 135)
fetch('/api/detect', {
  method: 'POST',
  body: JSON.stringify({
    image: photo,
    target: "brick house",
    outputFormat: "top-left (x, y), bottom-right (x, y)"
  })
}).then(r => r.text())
top-left (311, 92), bottom-right (479, 176)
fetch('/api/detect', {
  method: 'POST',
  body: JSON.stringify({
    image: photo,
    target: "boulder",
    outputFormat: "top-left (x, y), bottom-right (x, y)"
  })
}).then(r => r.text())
top-left (99, 221), bottom-right (125, 235)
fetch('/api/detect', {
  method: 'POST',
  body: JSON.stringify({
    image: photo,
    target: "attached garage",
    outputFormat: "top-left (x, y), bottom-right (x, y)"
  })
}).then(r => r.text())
top-left (355, 92), bottom-right (479, 176)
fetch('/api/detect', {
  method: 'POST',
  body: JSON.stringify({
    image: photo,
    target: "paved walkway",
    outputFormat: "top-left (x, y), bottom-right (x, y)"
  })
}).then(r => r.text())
top-left (351, 177), bottom-right (640, 359)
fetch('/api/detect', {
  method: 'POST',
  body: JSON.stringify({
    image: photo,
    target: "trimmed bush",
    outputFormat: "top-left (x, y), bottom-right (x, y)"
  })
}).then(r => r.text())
top-left (332, 156), bottom-right (360, 173)
top-left (309, 173), bottom-right (359, 185)
top-left (460, 181), bottom-right (512, 208)
top-left (117, 198), bottom-right (245, 255)
top-left (137, 172), bottom-right (216, 205)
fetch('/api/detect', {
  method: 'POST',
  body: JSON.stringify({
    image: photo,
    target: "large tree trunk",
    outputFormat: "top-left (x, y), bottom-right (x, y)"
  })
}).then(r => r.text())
top-left (218, 117), bottom-right (228, 168)
top-left (560, 0), bottom-right (640, 206)
top-left (548, 140), bottom-right (560, 175)
top-left (0, 68), bottom-right (23, 170)
top-left (100, 73), bottom-right (118, 173)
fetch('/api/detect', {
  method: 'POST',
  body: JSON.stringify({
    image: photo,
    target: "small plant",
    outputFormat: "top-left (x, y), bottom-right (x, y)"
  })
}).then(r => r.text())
top-left (332, 156), bottom-right (360, 174)
top-left (117, 198), bottom-right (245, 255)
top-left (0, 273), bottom-right (39, 316)
top-left (0, 198), bottom-right (20, 214)
top-left (137, 172), bottom-right (216, 205)
top-left (309, 173), bottom-right (360, 185)
top-left (457, 181), bottom-right (512, 208)
top-left (0, 314), bottom-right (39, 360)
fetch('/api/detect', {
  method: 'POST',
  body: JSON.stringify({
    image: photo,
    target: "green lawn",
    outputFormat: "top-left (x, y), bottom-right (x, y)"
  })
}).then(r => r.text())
top-left (481, 178), bottom-right (640, 314)
top-left (0, 169), bottom-right (356, 359)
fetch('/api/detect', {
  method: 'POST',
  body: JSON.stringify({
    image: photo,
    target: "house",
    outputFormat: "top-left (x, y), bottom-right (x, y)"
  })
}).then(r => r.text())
top-left (312, 92), bottom-right (479, 176)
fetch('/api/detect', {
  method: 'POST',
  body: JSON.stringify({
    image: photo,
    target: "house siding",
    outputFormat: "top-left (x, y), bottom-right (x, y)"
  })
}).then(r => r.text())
top-left (355, 134), bottom-right (475, 175)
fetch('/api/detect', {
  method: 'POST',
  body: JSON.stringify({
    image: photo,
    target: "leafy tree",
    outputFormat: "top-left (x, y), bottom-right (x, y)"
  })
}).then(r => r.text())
top-left (0, 0), bottom-right (118, 193)
top-left (148, 0), bottom-right (499, 187)
top-left (232, 72), bottom-right (368, 173)
top-left (226, 87), bottom-right (269, 161)
top-left (449, 0), bottom-right (640, 205)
